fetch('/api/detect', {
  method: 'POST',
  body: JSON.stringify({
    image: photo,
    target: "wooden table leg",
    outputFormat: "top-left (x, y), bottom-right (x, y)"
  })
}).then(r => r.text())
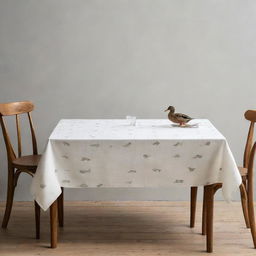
top-left (205, 185), bottom-right (214, 253)
top-left (202, 186), bottom-right (207, 235)
top-left (50, 200), bottom-right (58, 248)
top-left (190, 186), bottom-right (198, 228)
top-left (57, 187), bottom-right (64, 227)
top-left (34, 201), bottom-right (41, 239)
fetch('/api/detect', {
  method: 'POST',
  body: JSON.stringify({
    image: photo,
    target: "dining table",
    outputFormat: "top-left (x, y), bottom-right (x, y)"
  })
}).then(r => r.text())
top-left (31, 119), bottom-right (242, 250)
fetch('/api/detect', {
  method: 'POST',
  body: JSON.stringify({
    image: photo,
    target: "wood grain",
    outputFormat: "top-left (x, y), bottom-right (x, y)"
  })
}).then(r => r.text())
top-left (0, 101), bottom-right (34, 116)
top-left (50, 200), bottom-right (58, 248)
top-left (0, 201), bottom-right (255, 256)
top-left (12, 155), bottom-right (41, 170)
top-left (244, 122), bottom-right (255, 168)
top-left (190, 187), bottom-right (197, 228)
top-left (57, 188), bottom-right (64, 227)
top-left (247, 142), bottom-right (256, 248)
top-left (244, 110), bottom-right (256, 123)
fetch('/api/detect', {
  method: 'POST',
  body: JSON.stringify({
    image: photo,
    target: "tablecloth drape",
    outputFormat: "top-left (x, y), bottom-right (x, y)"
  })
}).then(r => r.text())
top-left (31, 119), bottom-right (241, 211)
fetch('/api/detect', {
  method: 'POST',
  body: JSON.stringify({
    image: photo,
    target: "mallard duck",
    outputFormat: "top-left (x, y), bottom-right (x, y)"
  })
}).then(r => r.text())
top-left (165, 106), bottom-right (193, 126)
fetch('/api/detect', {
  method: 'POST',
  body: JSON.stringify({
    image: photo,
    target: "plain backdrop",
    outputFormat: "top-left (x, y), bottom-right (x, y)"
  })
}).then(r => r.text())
top-left (0, 0), bottom-right (256, 202)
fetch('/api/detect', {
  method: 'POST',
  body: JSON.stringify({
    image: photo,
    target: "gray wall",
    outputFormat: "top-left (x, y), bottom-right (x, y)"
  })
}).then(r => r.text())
top-left (0, 0), bottom-right (256, 202)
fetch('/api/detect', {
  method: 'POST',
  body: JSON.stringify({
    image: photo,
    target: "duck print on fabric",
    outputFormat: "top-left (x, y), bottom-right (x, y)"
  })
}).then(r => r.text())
top-left (193, 154), bottom-right (202, 159)
top-left (123, 142), bottom-right (132, 147)
top-left (173, 142), bottom-right (182, 147)
top-left (128, 170), bottom-right (136, 173)
top-left (152, 168), bottom-right (161, 172)
top-left (81, 157), bottom-right (91, 161)
top-left (174, 179), bottom-right (184, 183)
top-left (80, 169), bottom-right (91, 174)
top-left (90, 143), bottom-right (100, 147)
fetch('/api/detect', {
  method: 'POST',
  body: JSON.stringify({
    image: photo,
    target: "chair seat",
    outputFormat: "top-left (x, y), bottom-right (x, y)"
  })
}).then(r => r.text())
top-left (12, 155), bottom-right (41, 170)
top-left (238, 166), bottom-right (248, 176)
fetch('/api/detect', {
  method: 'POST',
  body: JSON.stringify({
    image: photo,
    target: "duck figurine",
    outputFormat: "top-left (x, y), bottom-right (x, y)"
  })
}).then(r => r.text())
top-left (165, 106), bottom-right (193, 126)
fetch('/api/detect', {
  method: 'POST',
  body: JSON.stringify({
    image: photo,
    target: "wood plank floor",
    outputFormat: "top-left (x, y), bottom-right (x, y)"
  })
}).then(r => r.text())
top-left (0, 201), bottom-right (255, 255)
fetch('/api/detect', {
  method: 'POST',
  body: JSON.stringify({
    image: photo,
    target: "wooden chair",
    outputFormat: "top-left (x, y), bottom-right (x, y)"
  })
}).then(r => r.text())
top-left (0, 101), bottom-right (64, 238)
top-left (203, 141), bottom-right (256, 252)
top-left (189, 110), bottom-right (256, 252)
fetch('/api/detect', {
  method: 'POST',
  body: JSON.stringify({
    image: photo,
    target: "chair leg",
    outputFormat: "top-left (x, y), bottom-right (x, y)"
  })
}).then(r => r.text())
top-left (57, 187), bottom-right (64, 227)
top-left (190, 186), bottom-right (198, 228)
top-left (248, 205), bottom-right (256, 248)
top-left (34, 201), bottom-right (40, 239)
top-left (239, 183), bottom-right (250, 228)
top-left (247, 181), bottom-right (256, 248)
top-left (2, 167), bottom-right (15, 228)
top-left (202, 186), bottom-right (207, 235)
top-left (205, 185), bottom-right (214, 253)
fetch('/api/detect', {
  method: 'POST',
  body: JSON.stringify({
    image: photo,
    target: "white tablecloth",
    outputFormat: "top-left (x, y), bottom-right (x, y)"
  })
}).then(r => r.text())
top-left (31, 119), bottom-right (241, 211)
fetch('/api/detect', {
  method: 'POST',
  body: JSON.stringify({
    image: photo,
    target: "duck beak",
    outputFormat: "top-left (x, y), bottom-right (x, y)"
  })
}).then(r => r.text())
top-left (164, 109), bottom-right (168, 112)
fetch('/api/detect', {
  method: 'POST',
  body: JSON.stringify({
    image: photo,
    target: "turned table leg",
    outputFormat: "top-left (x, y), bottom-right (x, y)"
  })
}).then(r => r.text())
top-left (50, 200), bottom-right (58, 248)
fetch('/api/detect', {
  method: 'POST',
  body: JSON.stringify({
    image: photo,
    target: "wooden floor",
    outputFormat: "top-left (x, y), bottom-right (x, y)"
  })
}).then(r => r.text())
top-left (0, 201), bottom-right (255, 256)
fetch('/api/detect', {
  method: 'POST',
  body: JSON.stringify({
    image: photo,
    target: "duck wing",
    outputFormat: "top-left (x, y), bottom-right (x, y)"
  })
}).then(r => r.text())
top-left (175, 113), bottom-right (193, 122)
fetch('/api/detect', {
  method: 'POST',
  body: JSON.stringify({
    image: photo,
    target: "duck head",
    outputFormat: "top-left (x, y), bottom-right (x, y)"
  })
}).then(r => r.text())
top-left (165, 106), bottom-right (175, 113)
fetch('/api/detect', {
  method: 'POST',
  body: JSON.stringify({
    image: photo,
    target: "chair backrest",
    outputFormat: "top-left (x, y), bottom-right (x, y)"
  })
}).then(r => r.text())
top-left (0, 101), bottom-right (38, 162)
top-left (243, 110), bottom-right (256, 168)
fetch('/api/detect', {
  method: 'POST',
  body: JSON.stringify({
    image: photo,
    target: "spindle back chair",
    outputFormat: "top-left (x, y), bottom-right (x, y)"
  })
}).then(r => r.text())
top-left (0, 101), bottom-right (63, 238)
top-left (189, 110), bottom-right (256, 252)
